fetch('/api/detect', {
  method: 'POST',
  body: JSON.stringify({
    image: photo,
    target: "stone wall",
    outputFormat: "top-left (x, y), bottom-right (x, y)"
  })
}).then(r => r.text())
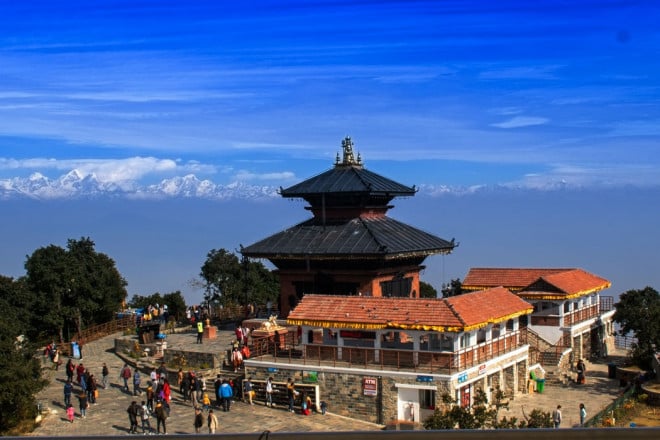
top-left (516, 360), bottom-right (527, 393)
top-left (163, 348), bottom-right (219, 370)
top-left (245, 363), bottom-right (453, 424)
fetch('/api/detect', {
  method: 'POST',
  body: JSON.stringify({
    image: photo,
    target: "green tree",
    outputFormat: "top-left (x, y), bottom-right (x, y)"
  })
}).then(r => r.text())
top-left (0, 289), bottom-right (47, 434)
top-left (200, 249), bottom-right (242, 305)
top-left (128, 291), bottom-right (187, 321)
top-left (613, 286), bottom-right (660, 369)
top-left (419, 281), bottom-right (437, 299)
top-left (442, 278), bottom-right (463, 298)
top-left (128, 293), bottom-right (166, 310)
top-left (163, 291), bottom-right (187, 321)
top-left (424, 388), bottom-right (542, 430)
top-left (24, 237), bottom-right (127, 343)
top-left (199, 248), bottom-right (278, 307)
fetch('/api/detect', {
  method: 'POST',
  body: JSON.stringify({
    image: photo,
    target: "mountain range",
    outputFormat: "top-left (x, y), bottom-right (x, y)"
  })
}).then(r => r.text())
top-left (0, 169), bottom-right (581, 200)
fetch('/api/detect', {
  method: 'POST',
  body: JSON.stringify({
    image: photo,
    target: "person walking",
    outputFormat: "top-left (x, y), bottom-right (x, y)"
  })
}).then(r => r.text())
top-left (579, 403), bottom-right (587, 427)
top-left (63, 379), bottom-right (73, 407)
top-left (127, 401), bottom-right (139, 434)
top-left (196, 320), bottom-right (204, 344)
top-left (193, 406), bottom-right (204, 433)
top-left (244, 376), bottom-right (254, 405)
top-left (576, 359), bottom-right (587, 384)
top-left (120, 364), bottom-right (131, 392)
top-left (155, 400), bottom-right (168, 434)
top-left (287, 378), bottom-right (296, 413)
top-left (77, 391), bottom-right (88, 419)
top-left (66, 403), bottom-right (75, 423)
top-left (207, 409), bottom-right (219, 433)
top-left (552, 405), bottom-right (562, 428)
top-left (220, 379), bottom-right (233, 412)
top-left (265, 377), bottom-right (274, 407)
top-left (101, 363), bottom-right (109, 389)
top-left (140, 401), bottom-right (152, 434)
top-left (65, 358), bottom-right (75, 383)
top-left (133, 369), bottom-right (142, 396)
top-left (214, 375), bottom-right (222, 407)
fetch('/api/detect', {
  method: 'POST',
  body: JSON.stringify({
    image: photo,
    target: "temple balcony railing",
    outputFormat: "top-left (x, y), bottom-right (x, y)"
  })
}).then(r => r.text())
top-left (248, 330), bottom-right (524, 375)
top-left (563, 304), bottom-right (601, 326)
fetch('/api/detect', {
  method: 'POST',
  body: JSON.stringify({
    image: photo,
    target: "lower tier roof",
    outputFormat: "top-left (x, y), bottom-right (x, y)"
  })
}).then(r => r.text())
top-left (242, 216), bottom-right (455, 259)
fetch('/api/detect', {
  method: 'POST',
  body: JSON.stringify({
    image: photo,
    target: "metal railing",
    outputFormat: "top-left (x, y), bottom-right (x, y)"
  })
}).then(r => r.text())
top-left (249, 331), bottom-right (523, 374)
top-left (584, 383), bottom-right (637, 428)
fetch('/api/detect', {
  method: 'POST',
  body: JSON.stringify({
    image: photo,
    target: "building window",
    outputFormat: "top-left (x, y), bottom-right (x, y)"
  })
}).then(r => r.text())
top-left (419, 389), bottom-right (436, 410)
top-left (477, 328), bottom-right (487, 343)
top-left (430, 334), bottom-right (453, 351)
top-left (380, 276), bottom-right (413, 297)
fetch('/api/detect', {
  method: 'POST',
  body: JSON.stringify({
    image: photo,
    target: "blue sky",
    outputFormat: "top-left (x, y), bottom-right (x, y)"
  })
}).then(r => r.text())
top-left (1, 1), bottom-right (660, 303)
top-left (1, 0), bottom-right (659, 191)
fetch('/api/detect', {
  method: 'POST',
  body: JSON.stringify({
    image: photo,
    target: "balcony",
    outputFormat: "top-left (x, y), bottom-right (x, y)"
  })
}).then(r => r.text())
top-left (248, 330), bottom-right (524, 375)
top-left (563, 304), bottom-right (600, 326)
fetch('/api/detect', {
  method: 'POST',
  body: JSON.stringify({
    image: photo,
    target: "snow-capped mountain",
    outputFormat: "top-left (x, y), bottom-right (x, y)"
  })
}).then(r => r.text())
top-left (0, 170), bottom-right (280, 200)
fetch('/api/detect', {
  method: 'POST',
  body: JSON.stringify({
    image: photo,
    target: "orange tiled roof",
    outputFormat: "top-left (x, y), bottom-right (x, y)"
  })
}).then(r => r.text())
top-left (462, 268), bottom-right (572, 291)
top-left (287, 288), bottom-right (533, 332)
top-left (519, 268), bottom-right (611, 300)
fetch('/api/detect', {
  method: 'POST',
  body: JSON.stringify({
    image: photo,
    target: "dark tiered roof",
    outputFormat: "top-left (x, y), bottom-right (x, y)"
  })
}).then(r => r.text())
top-left (280, 166), bottom-right (415, 198)
top-left (242, 216), bottom-right (455, 259)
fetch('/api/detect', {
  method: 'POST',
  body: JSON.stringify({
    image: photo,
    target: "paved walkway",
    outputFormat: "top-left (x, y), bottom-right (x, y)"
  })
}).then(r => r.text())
top-left (30, 331), bottom-right (629, 436)
top-left (30, 331), bottom-right (382, 437)
top-left (504, 354), bottom-right (628, 428)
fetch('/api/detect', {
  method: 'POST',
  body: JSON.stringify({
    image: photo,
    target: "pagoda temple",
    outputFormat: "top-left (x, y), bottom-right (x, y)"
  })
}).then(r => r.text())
top-left (242, 137), bottom-right (456, 317)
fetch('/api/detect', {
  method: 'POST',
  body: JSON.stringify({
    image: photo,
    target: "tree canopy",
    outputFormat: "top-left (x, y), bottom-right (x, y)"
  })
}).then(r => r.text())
top-left (442, 278), bottom-right (463, 297)
top-left (127, 291), bottom-right (187, 321)
top-left (613, 286), bottom-right (660, 369)
top-left (0, 279), bottom-right (47, 434)
top-left (24, 237), bottom-right (128, 343)
top-left (199, 248), bottom-right (278, 307)
top-left (419, 281), bottom-right (438, 299)
top-left (423, 389), bottom-right (552, 430)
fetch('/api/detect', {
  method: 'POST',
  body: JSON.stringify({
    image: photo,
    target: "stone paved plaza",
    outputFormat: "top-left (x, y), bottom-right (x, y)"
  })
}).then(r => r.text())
top-left (29, 329), bottom-right (630, 436)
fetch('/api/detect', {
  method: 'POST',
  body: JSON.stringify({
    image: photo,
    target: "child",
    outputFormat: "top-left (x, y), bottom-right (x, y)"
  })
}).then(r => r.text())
top-left (202, 393), bottom-right (211, 412)
top-left (66, 404), bottom-right (75, 423)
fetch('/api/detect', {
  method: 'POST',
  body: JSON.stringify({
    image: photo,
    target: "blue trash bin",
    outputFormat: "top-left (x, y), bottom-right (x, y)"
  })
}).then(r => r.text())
top-left (71, 342), bottom-right (81, 359)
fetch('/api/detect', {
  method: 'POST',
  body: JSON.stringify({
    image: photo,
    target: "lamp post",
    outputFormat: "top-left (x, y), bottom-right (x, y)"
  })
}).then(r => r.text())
top-left (241, 249), bottom-right (249, 318)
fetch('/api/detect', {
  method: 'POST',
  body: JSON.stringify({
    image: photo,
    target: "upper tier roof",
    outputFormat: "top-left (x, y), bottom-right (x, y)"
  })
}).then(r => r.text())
top-left (280, 137), bottom-right (416, 198)
top-left (462, 267), bottom-right (611, 300)
top-left (462, 268), bottom-right (572, 291)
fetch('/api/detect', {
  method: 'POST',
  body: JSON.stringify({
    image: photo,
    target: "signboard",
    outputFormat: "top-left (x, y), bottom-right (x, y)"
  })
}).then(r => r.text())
top-left (363, 377), bottom-right (378, 396)
top-left (478, 364), bottom-right (487, 375)
top-left (416, 375), bottom-right (434, 382)
top-left (457, 372), bottom-right (468, 384)
top-left (303, 371), bottom-right (318, 383)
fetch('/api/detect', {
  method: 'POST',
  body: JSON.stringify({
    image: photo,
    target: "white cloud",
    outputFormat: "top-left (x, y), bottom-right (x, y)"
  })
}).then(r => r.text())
top-left (233, 170), bottom-right (297, 182)
top-left (490, 116), bottom-right (549, 129)
top-left (0, 156), bottom-right (217, 184)
top-left (479, 65), bottom-right (562, 80)
top-left (507, 163), bottom-right (660, 189)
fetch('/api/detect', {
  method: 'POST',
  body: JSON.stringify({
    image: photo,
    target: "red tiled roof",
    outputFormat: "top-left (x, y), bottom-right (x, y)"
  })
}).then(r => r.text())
top-left (462, 268), bottom-right (572, 291)
top-left (287, 288), bottom-right (532, 332)
top-left (519, 268), bottom-right (611, 300)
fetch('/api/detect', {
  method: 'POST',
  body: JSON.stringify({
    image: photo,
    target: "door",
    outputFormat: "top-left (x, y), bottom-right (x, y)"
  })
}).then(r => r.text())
top-left (397, 387), bottom-right (419, 422)
top-left (460, 384), bottom-right (471, 408)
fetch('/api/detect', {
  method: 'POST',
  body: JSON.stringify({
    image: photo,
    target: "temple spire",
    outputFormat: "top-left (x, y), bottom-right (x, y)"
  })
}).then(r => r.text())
top-left (335, 136), bottom-right (363, 168)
